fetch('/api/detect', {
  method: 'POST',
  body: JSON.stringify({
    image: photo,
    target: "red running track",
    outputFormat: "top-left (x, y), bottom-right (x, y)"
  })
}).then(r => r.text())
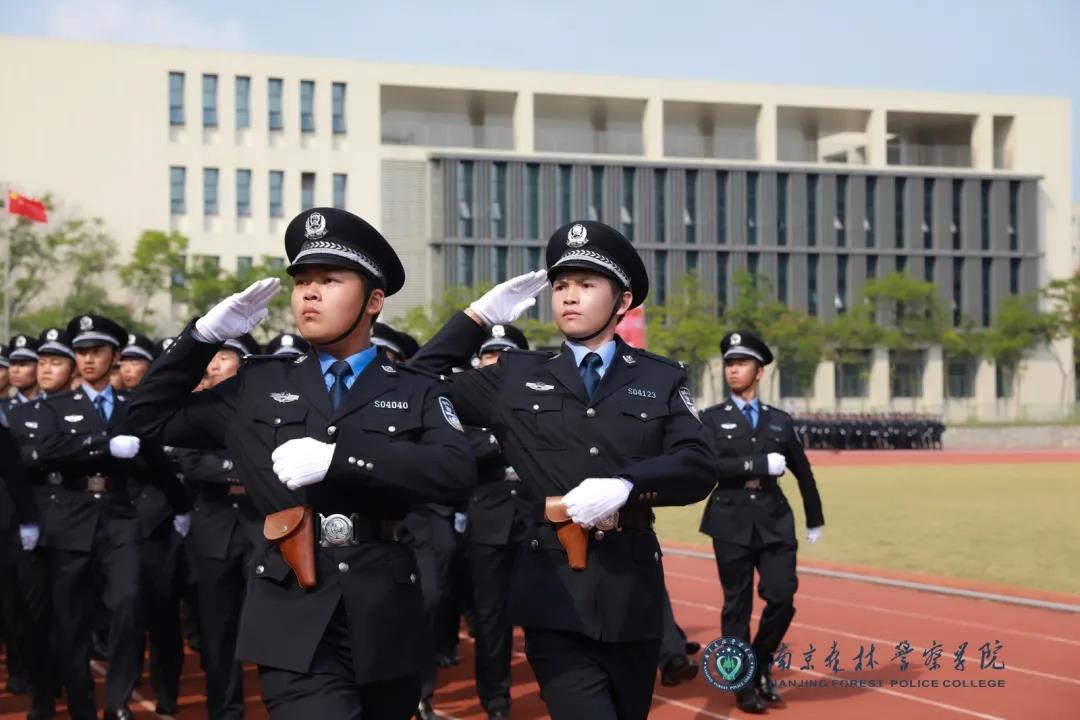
top-left (2, 448), bottom-right (1078, 718)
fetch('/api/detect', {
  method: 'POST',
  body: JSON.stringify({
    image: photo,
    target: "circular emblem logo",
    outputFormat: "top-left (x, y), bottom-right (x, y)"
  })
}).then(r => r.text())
top-left (492, 324), bottom-right (506, 338)
top-left (567, 223), bottom-right (589, 248)
top-left (321, 514), bottom-right (353, 546)
top-left (79, 316), bottom-right (93, 331)
top-left (702, 636), bottom-right (757, 692)
top-left (730, 332), bottom-right (742, 346)
top-left (14, 336), bottom-right (26, 348)
top-left (281, 334), bottom-right (294, 347)
top-left (46, 329), bottom-right (59, 341)
top-left (127, 333), bottom-right (136, 345)
top-left (304, 212), bottom-right (328, 240)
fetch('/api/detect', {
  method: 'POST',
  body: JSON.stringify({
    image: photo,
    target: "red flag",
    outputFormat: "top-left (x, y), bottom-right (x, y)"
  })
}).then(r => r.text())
top-left (616, 306), bottom-right (647, 349)
top-left (7, 191), bottom-right (48, 223)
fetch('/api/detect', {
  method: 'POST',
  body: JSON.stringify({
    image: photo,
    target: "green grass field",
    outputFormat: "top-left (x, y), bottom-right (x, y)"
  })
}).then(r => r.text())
top-left (654, 463), bottom-right (1080, 596)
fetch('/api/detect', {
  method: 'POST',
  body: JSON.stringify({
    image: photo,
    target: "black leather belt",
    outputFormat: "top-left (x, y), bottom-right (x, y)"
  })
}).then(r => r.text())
top-left (64, 474), bottom-right (112, 493)
top-left (317, 514), bottom-right (401, 546)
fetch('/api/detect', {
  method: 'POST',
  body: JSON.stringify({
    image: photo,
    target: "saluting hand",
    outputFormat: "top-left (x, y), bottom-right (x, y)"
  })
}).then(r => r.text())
top-left (467, 270), bottom-right (549, 326)
top-left (271, 437), bottom-right (336, 491)
top-left (195, 277), bottom-right (281, 343)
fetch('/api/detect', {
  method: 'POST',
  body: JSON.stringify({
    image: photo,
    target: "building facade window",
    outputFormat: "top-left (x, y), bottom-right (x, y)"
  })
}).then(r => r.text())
top-left (301, 172), bottom-right (315, 210)
top-left (332, 82), bottom-right (346, 134)
top-left (457, 161), bottom-right (474, 238)
top-left (837, 254), bottom-right (848, 313)
top-left (746, 171), bottom-right (758, 245)
top-left (236, 255), bottom-right (253, 279)
top-left (865, 176), bottom-right (876, 248)
top-left (202, 74), bottom-right (218, 128)
top-left (926, 256), bottom-right (937, 285)
top-left (981, 258), bottom-right (992, 327)
top-left (946, 358), bottom-right (976, 399)
top-left (836, 350), bottom-right (871, 398)
top-left (686, 250), bottom-right (698, 272)
top-left (169, 166), bottom-right (185, 214)
top-left (268, 78), bottom-right (283, 130)
top-left (203, 167), bottom-right (219, 216)
top-left (654, 250), bottom-right (668, 304)
top-left (895, 177), bottom-right (906, 247)
top-left (980, 180), bottom-right (991, 250)
top-left (269, 170), bottom-right (284, 218)
top-left (654, 169), bottom-right (667, 243)
top-left (807, 174), bottom-right (817, 246)
top-left (891, 351), bottom-right (924, 398)
top-left (952, 179), bottom-right (962, 249)
top-left (923, 178), bottom-right (934, 249)
top-left (557, 165), bottom-right (572, 226)
top-left (589, 166), bottom-right (604, 222)
top-left (333, 173), bottom-right (347, 210)
top-left (953, 258), bottom-right (964, 325)
top-left (684, 169), bottom-right (697, 244)
top-left (716, 171), bottom-right (728, 245)
top-left (776, 172), bottom-right (787, 246)
top-left (621, 167), bottom-right (635, 241)
top-left (169, 71), bottom-right (184, 126)
top-left (835, 175), bottom-right (847, 247)
top-left (492, 246), bottom-right (508, 283)
top-left (491, 162), bottom-right (507, 239)
top-left (235, 76), bottom-right (250, 130)
top-left (717, 251), bottom-right (729, 311)
top-left (777, 252), bottom-right (789, 305)
top-left (807, 253), bottom-right (819, 316)
top-left (1008, 181), bottom-right (1019, 250)
top-left (236, 169), bottom-right (251, 217)
top-left (526, 164), bottom-right (540, 240)
top-left (458, 246), bottom-right (475, 287)
top-left (300, 80), bottom-right (315, 132)
top-left (867, 254), bottom-right (878, 280)
top-left (1009, 258), bottom-right (1021, 295)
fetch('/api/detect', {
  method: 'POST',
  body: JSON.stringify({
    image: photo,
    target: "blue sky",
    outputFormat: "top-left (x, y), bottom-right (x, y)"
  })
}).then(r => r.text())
top-left (6, 0), bottom-right (1078, 197)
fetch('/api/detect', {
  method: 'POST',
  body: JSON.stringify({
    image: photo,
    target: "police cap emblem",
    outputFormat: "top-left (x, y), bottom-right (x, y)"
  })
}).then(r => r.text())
top-left (127, 333), bottom-right (136, 345)
top-left (731, 332), bottom-right (742, 346)
top-left (304, 212), bottom-right (328, 240)
top-left (567, 223), bottom-right (588, 248)
top-left (46, 329), bottom-right (59, 341)
top-left (492, 325), bottom-right (505, 338)
top-left (281, 334), bottom-right (294, 347)
top-left (14, 336), bottom-right (26, 348)
top-left (80, 316), bottom-right (93, 331)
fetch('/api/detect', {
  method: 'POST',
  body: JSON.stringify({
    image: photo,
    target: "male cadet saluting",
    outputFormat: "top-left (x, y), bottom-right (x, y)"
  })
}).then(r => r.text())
top-left (411, 220), bottom-right (718, 720)
top-left (33, 315), bottom-right (191, 720)
top-left (698, 330), bottom-right (825, 714)
top-left (128, 207), bottom-right (477, 719)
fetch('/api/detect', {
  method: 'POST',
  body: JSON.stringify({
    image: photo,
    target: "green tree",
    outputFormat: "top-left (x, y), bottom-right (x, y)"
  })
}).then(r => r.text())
top-left (984, 294), bottom-right (1063, 406)
top-left (648, 272), bottom-right (726, 388)
top-left (119, 230), bottom-right (189, 322)
top-left (860, 272), bottom-right (946, 350)
top-left (396, 285), bottom-right (493, 344)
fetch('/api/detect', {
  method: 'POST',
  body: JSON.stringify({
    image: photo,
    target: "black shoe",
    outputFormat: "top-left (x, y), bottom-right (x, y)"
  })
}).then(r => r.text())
top-left (5, 672), bottom-right (29, 694)
top-left (102, 709), bottom-right (134, 720)
top-left (416, 699), bottom-right (438, 720)
top-left (685, 640), bottom-right (701, 655)
top-left (735, 687), bottom-right (767, 714)
top-left (156, 700), bottom-right (179, 716)
top-left (660, 654), bottom-right (699, 687)
top-left (757, 667), bottom-right (783, 706)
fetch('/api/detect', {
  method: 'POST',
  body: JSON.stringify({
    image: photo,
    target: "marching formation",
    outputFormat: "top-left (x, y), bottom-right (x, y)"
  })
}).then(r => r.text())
top-left (0, 208), bottom-right (829, 719)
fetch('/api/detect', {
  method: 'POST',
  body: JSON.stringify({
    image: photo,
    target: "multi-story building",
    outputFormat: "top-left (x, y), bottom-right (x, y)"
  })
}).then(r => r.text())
top-left (0, 36), bottom-right (1073, 420)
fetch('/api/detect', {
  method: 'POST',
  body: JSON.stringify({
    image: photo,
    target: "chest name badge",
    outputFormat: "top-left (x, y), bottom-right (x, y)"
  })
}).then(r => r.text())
top-left (64, 415), bottom-right (84, 423)
top-left (628, 388), bottom-right (657, 399)
top-left (721, 422), bottom-right (737, 430)
top-left (271, 392), bottom-right (300, 403)
top-left (525, 382), bottom-right (555, 392)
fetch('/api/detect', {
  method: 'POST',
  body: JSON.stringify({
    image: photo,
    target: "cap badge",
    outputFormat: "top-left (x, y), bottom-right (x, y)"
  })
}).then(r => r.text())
top-left (731, 332), bottom-right (742, 345)
top-left (567, 223), bottom-right (589, 248)
top-left (127, 334), bottom-right (136, 345)
top-left (281, 335), bottom-right (294, 347)
top-left (80, 316), bottom-right (93, 331)
top-left (14, 336), bottom-right (26, 348)
top-left (46, 329), bottom-right (59, 341)
top-left (492, 325), bottom-right (505, 338)
top-left (304, 212), bottom-right (328, 240)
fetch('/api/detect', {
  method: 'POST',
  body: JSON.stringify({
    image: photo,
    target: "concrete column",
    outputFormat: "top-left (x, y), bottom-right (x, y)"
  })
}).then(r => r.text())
top-left (971, 113), bottom-right (993, 171)
top-left (814, 360), bottom-right (836, 411)
top-left (866, 108), bottom-right (887, 168)
top-left (756, 103), bottom-right (777, 163)
top-left (974, 358), bottom-right (996, 421)
top-left (869, 348), bottom-right (890, 409)
top-left (922, 346), bottom-right (944, 413)
top-left (643, 96), bottom-right (664, 159)
top-left (513, 90), bottom-right (534, 153)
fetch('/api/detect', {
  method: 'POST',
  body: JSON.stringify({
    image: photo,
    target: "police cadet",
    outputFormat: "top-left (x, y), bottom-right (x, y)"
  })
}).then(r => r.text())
top-left (698, 330), bottom-right (825, 714)
top-left (412, 220), bottom-right (718, 720)
top-left (178, 332), bottom-right (267, 720)
top-left (121, 332), bottom-right (190, 717)
top-left (0, 342), bottom-right (10, 399)
top-left (462, 323), bottom-right (531, 720)
top-left (32, 315), bottom-right (192, 720)
top-left (128, 207), bottom-right (477, 719)
top-left (8, 333), bottom-right (41, 407)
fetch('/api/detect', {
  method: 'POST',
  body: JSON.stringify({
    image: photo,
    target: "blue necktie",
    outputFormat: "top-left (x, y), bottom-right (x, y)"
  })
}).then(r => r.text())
top-left (328, 360), bottom-right (353, 410)
top-left (742, 403), bottom-right (756, 429)
top-left (579, 353), bottom-right (603, 400)
top-left (94, 395), bottom-right (108, 421)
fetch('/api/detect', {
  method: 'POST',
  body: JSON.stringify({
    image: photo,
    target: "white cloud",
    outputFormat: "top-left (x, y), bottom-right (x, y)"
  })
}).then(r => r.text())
top-left (44, 0), bottom-right (249, 51)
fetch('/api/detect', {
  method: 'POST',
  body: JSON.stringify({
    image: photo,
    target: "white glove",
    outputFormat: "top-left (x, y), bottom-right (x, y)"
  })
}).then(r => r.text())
top-left (194, 277), bottom-right (281, 343)
top-left (109, 435), bottom-right (141, 458)
top-left (766, 452), bottom-right (787, 476)
top-left (563, 477), bottom-right (634, 529)
top-left (453, 512), bottom-right (468, 534)
top-left (172, 513), bottom-right (191, 538)
top-left (271, 437), bottom-right (336, 491)
top-left (19, 524), bottom-right (39, 551)
top-left (806, 526), bottom-right (823, 544)
top-left (468, 270), bottom-right (548, 325)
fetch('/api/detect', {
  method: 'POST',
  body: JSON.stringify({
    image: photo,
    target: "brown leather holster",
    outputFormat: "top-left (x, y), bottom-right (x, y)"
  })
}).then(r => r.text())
top-left (263, 505), bottom-right (317, 589)
top-left (544, 497), bottom-right (588, 571)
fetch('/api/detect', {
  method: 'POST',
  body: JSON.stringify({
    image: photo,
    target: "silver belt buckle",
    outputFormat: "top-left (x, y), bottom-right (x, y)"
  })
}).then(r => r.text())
top-left (594, 511), bottom-right (619, 532)
top-left (87, 474), bottom-right (107, 493)
top-left (319, 513), bottom-right (356, 547)
top-left (46, 472), bottom-right (64, 486)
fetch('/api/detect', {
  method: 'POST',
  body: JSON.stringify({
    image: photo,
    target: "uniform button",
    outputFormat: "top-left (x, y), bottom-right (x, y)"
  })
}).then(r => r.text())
top-left (641, 412), bottom-right (649, 419)
top-left (93, 493), bottom-right (102, 499)
top-left (409, 573), bottom-right (417, 584)
top-left (232, 502), bottom-right (239, 509)
top-left (750, 493), bottom-right (757, 500)
top-left (654, 551), bottom-right (660, 562)
top-left (338, 562), bottom-right (349, 573)
top-left (509, 489), bottom-right (517, 496)
top-left (586, 408), bottom-right (596, 417)
top-left (273, 418), bottom-right (281, 425)
top-left (594, 530), bottom-right (605, 541)
top-left (327, 425), bottom-right (337, 436)
top-left (365, 463), bottom-right (374, 471)
top-left (530, 539), bottom-right (539, 550)
top-left (348, 456), bottom-right (356, 465)
top-left (255, 564), bottom-right (265, 575)
top-left (751, 437), bottom-right (756, 442)
top-left (387, 425), bottom-right (396, 433)
top-left (638, 494), bottom-right (646, 501)
top-left (726, 435), bottom-right (732, 439)
top-left (589, 447), bottom-right (599, 457)
top-left (532, 404), bottom-right (540, 411)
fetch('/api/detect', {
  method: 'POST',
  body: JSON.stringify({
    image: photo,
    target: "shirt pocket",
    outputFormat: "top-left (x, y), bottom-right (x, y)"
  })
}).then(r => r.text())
top-left (251, 404), bottom-right (309, 468)
top-left (618, 398), bottom-right (671, 456)
top-left (508, 395), bottom-right (566, 450)
top-left (356, 411), bottom-right (425, 440)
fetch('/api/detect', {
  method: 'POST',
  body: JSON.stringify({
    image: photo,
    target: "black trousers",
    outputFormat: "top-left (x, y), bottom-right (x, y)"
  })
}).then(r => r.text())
top-left (1, 537), bottom-right (58, 713)
top-left (51, 520), bottom-right (143, 719)
top-left (193, 524), bottom-right (253, 720)
top-left (467, 539), bottom-right (519, 712)
top-left (138, 522), bottom-right (185, 708)
top-left (257, 602), bottom-right (420, 720)
top-left (657, 583), bottom-right (690, 666)
top-left (712, 529), bottom-right (798, 672)
top-left (524, 627), bottom-right (660, 720)
top-left (403, 511), bottom-right (457, 702)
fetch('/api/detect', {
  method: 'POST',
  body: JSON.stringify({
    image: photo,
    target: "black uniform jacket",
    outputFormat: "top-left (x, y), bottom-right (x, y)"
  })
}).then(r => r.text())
top-left (411, 311), bottom-right (717, 642)
top-left (127, 323), bottom-right (477, 683)
top-left (699, 401), bottom-right (824, 547)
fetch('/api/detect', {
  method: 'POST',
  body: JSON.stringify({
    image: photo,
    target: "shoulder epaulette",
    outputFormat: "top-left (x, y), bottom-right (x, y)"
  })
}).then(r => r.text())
top-left (632, 348), bottom-right (687, 370)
